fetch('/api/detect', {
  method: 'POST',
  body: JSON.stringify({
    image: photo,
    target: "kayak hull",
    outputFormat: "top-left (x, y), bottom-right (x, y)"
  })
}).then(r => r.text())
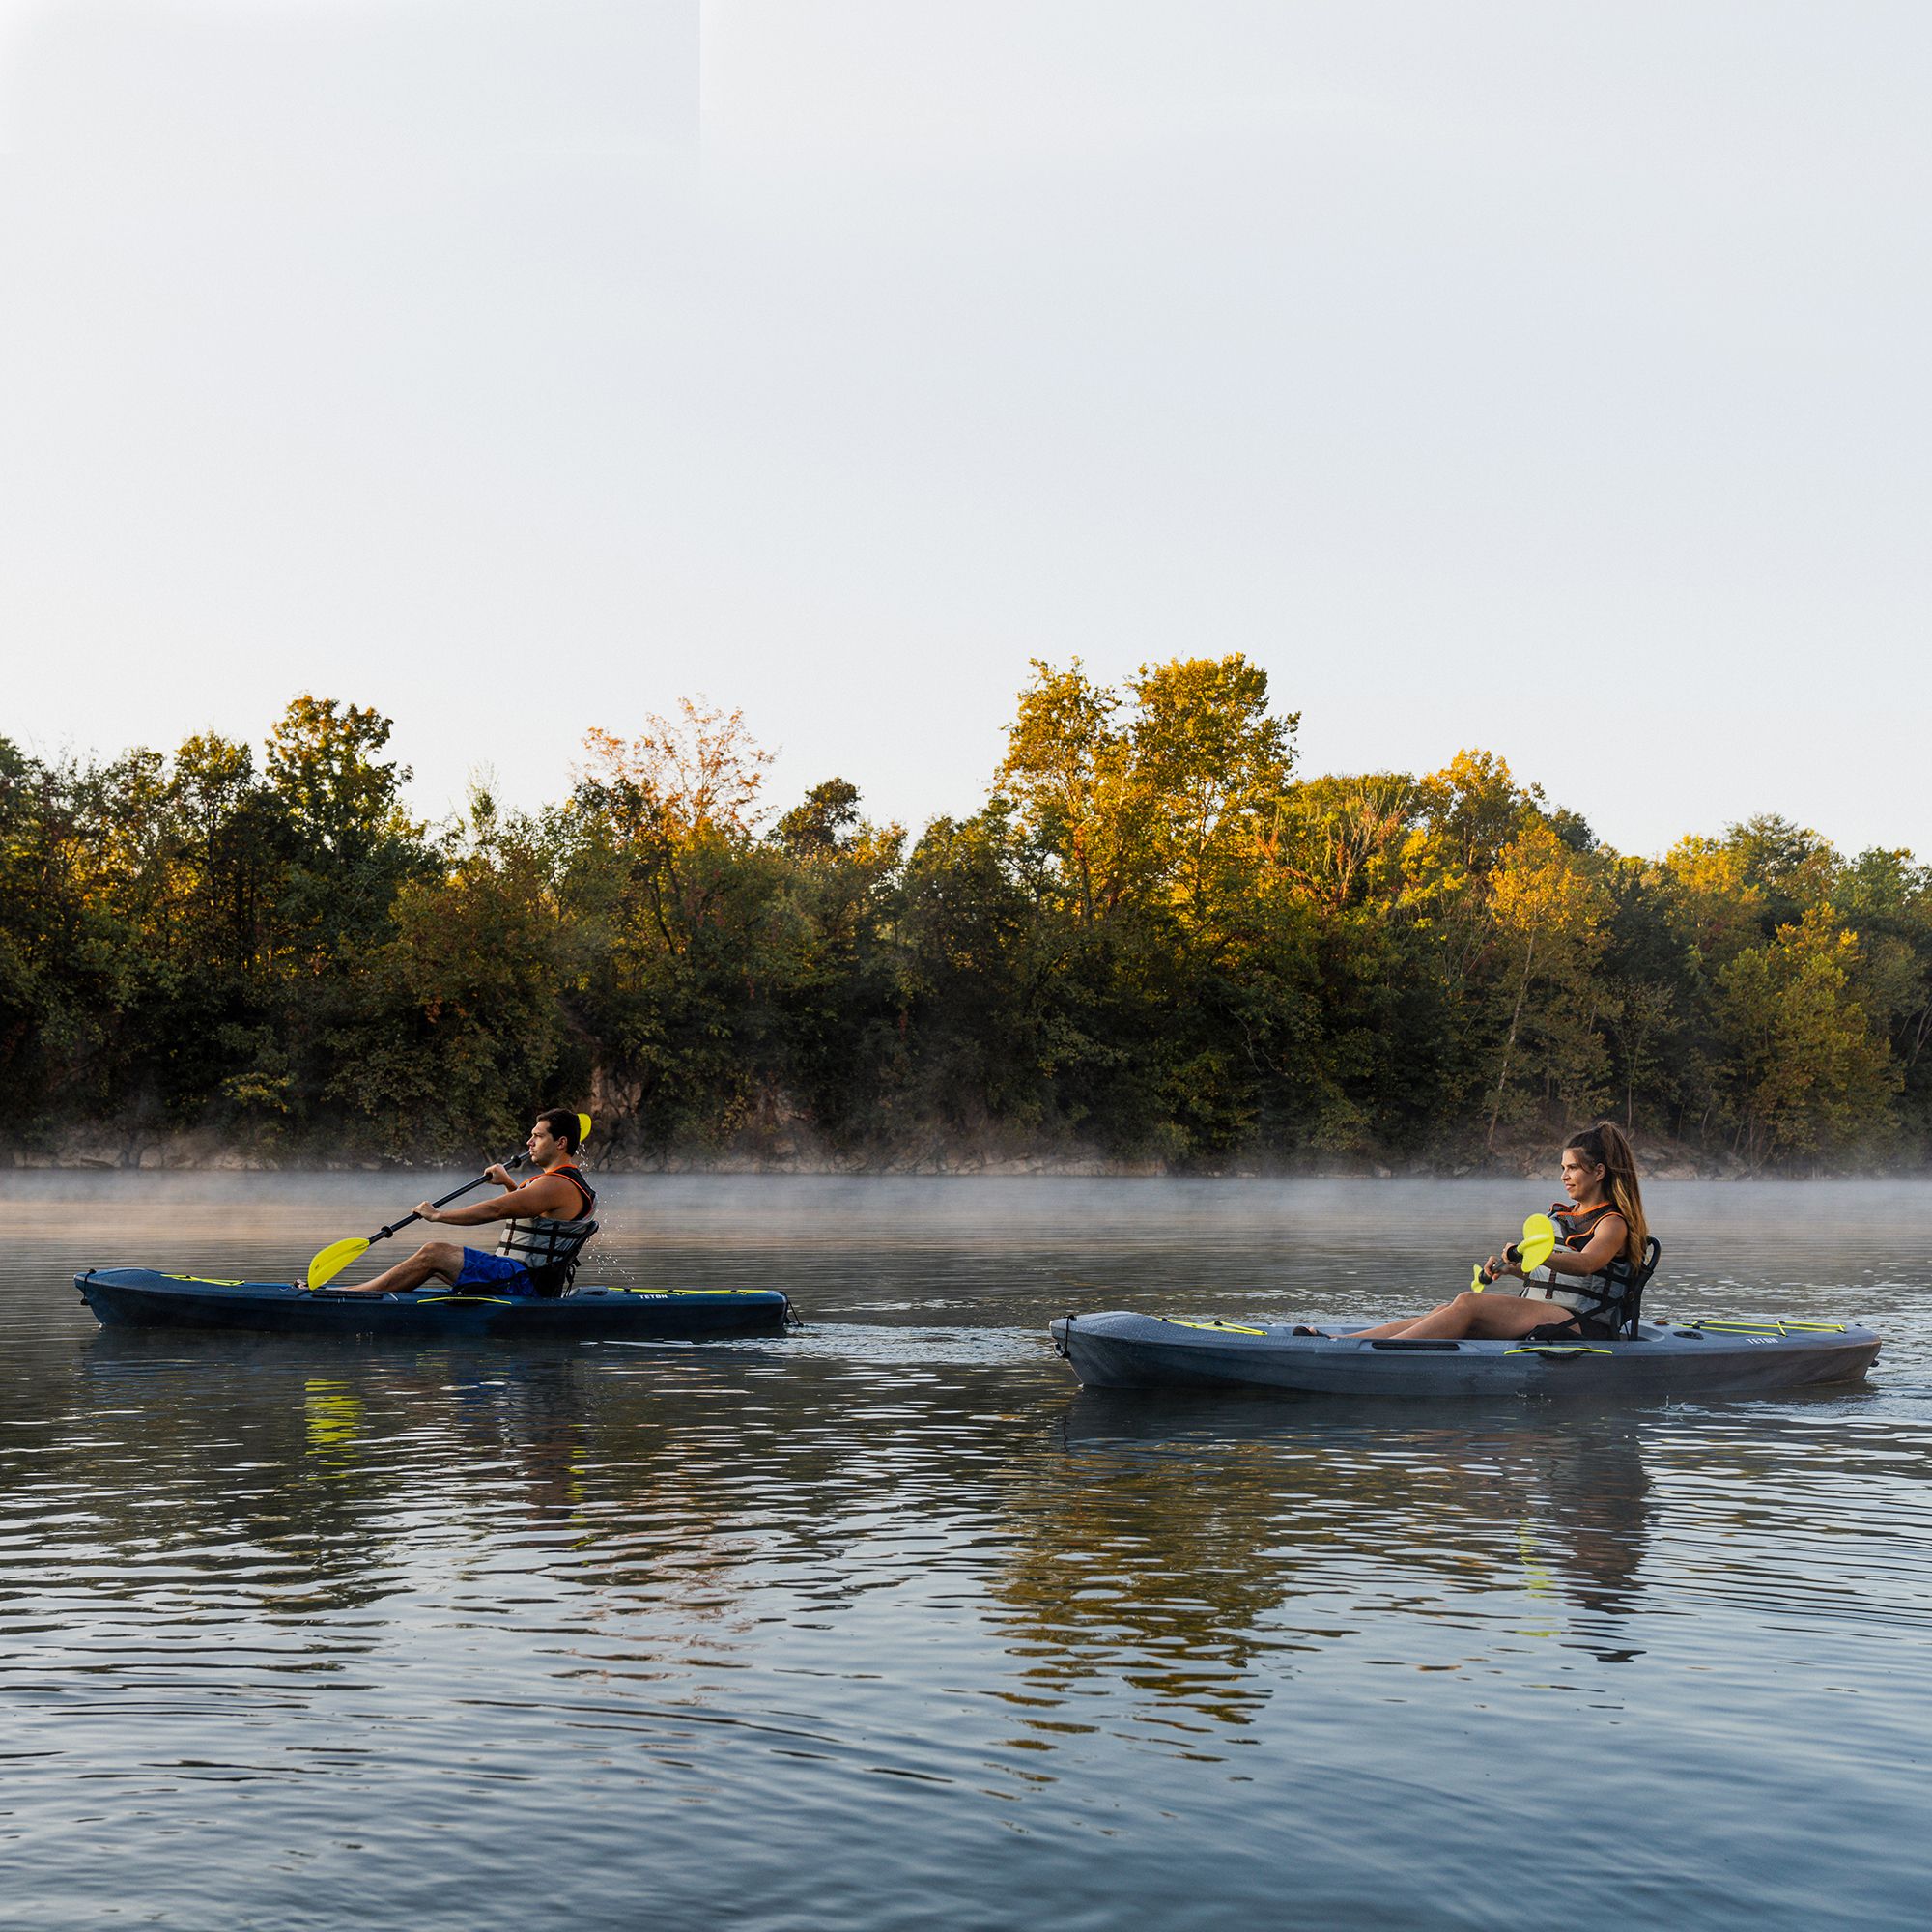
top-left (1048, 1311), bottom-right (1881, 1399)
top-left (76, 1267), bottom-right (794, 1341)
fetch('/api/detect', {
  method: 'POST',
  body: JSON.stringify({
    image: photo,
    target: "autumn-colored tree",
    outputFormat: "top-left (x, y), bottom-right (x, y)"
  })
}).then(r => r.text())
top-left (1483, 820), bottom-right (1610, 1148)
top-left (1406, 750), bottom-right (1545, 898)
top-left (582, 697), bottom-right (773, 842)
top-left (1123, 653), bottom-right (1295, 937)
top-left (1269, 774), bottom-right (1417, 915)
top-left (995, 659), bottom-right (1135, 924)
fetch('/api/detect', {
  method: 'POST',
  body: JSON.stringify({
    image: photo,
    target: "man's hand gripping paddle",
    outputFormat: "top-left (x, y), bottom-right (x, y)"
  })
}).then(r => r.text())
top-left (1469, 1213), bottom-right (1558, 1293)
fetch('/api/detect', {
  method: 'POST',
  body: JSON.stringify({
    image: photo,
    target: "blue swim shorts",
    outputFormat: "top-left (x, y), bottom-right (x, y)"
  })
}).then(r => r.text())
top-left (453, 1248), bottom-right (535, 1293)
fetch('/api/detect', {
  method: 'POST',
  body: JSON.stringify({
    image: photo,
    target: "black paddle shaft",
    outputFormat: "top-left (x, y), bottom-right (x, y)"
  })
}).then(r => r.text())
top-left (1477, 1240), bottom-right (1526, 1287)
top-left (370, 1154), bottom-right (525, 1243)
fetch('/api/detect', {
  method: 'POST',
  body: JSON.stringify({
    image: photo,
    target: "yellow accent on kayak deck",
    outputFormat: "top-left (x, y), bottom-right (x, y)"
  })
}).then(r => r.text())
top-left (1159, 1318), bottom-right (1268, 1336)
top-left (1690, 1320), bottom-right (1849, 1337)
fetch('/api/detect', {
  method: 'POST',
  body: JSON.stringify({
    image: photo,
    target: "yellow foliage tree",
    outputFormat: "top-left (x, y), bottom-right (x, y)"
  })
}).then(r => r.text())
top-left (1485, 819), bottom-right (1609, 1148)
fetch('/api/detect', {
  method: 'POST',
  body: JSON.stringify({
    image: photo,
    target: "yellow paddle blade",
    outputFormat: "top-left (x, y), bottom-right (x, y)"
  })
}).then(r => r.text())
top-left (577, 1112), bottom-right (592, 1146)
top-left (306, 1237), bottom-right (370, 1291)
top-left (1518, 1213), bottom-right (1558, 1275)
top-left (1470, 1261), bottom-right (1488, 1294)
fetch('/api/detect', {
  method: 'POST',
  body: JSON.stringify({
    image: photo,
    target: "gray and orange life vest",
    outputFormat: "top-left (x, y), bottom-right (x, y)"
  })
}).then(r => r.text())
top-left (493, 1164), bottom-right (598, 1295)
top-left (1522, 1198), bottom-right (1651, 1336)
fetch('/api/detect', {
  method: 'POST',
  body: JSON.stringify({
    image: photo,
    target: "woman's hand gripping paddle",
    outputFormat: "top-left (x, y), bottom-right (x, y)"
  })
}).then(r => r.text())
top-left (304, 1157), bottom-right (525, 1291)
top-left (1471, 1213), bottom-right (1558, 1293)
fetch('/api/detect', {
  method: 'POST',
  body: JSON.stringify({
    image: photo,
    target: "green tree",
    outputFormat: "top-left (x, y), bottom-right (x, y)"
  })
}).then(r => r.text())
top-left (266, 696), bottom-right (412, 859)
top-left (775, 778), bottom-right (862, 858)
top-left (1830, 846), bottom-right (1932, 1147)
top-left (1715, 908), bottom-right (1896, 1166)
top-left (328, 797), bottom-right (583, 1160)
top-left (1601, 980), bottom-right (1676, 1131)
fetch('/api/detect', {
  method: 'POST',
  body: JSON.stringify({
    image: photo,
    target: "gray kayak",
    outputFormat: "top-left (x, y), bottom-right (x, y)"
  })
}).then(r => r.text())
top-left (1048, 1311), bottom-right (1881, 1398)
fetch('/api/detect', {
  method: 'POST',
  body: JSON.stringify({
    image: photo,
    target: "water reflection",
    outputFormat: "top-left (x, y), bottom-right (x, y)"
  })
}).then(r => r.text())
top-left (992, 1394), bottom-right (1661, 1745)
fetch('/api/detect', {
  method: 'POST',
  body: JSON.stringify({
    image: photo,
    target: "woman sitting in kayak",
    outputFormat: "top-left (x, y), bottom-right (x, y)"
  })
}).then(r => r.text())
top-left (1348, 1122), bottom-right (1652, 1343)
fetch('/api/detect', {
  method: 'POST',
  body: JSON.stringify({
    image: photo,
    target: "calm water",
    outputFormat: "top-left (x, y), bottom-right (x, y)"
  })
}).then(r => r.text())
top-left (4, 1176), bottom-right (1930, 1930)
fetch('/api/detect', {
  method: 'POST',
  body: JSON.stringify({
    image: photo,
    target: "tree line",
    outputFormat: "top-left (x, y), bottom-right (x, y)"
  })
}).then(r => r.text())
top-left (4, 664), bottom-right (1926, 1171)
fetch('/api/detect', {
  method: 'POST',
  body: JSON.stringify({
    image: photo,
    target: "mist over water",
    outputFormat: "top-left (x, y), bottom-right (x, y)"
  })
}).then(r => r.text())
top-left (5, 1178), bottom-right (1930, 1929)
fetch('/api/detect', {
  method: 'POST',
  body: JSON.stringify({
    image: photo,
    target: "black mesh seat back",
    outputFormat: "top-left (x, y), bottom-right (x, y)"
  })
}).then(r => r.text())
top-left (1623, 1236), bottom-right (1661, 1333)
top-left (527, 1219), bottom-right (598, 1297)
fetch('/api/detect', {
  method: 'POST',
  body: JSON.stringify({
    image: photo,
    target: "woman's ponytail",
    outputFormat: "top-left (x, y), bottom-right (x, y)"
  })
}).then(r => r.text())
top-left (1565, 1121), bottom-right (1648, 1264)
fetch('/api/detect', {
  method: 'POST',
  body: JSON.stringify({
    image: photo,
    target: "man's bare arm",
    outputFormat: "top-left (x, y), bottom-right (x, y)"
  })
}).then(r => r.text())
top-left (413, 1175), bottom-right (580, 1227)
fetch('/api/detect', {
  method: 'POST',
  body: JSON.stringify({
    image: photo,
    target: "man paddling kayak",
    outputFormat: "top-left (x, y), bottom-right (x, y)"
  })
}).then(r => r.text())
top-left (333, 1109), bottom-right (598, 1297)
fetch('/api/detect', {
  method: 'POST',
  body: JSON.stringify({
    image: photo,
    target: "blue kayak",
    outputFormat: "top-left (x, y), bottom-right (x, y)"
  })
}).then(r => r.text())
top-left (1049, 1310), bottom-right (1881, 1398)
top-left (77, 1267), bottom-right (795, 1341)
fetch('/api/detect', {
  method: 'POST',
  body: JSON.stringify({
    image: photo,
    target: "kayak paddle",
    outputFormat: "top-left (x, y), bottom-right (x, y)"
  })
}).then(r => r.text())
top-left (305, 1156), bottom-right (526, 1291)
top-left (1472, 1212), bottom-right (1559, 1293)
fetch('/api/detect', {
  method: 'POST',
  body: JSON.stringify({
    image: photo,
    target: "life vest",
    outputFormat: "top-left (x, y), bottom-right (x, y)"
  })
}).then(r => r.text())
top-left (1522, 1198), bottom-right (1647, 1336)
top-left (493, 1164), bottom-right (598, 1296)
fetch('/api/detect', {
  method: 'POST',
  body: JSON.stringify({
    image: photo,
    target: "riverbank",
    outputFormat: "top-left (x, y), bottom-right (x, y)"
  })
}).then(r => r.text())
top-left (0, 1122), bottom-right (1816, 1181)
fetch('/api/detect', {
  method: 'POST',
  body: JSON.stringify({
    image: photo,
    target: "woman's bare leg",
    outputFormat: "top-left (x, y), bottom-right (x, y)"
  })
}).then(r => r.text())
top-left (1351, 1305), bottom-right (1454, 1339)
top-left (1350, 1293), bottom-right (1580, 1342)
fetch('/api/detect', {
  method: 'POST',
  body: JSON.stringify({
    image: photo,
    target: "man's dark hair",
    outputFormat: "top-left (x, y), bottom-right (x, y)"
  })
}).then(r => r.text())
top-left (535, 1107), bottom-right (582, 1153)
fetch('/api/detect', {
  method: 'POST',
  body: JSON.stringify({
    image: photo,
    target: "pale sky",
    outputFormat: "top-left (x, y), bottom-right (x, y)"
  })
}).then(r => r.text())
top-left (2, 1), bottom-right (1926, 858)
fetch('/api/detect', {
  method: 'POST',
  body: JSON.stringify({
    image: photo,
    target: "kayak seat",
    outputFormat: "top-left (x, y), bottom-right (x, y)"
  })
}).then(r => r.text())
top-left (527, 1219), bottom-right (599, 1297)
top-left (1527, 1236), bottom-right (1662, 1341)
top-left (1617, 1236), bottom-right (1662, 1337)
